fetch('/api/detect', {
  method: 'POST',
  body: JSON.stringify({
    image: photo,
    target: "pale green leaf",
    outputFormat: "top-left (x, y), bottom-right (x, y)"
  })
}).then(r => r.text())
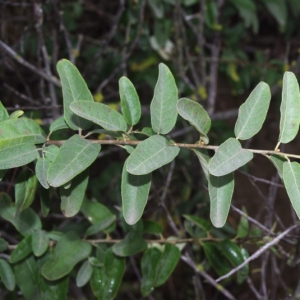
top-left (234, 82), bottom-right (271, 140)
top-left (60, 169), bottom-right (89, 217)
top-left (193, 149), bottom-right (210, 180)
top-left (70, 101), bottom-right (127, 132)
top-left (122, 159), bottom-right (151, 225)
top-left (177, 98), bottom-right (211, 144)
top-left (268, 154), bottom-right (287, 179)
top-left (76, 260), bottom-right (93, 287)
top-left (31, 230), bottom-right (49, 257)
top-left (47, 135), bottom-right (100, 187)
top-left (0, 117), bottom-right (46, 147)
top-left (127, 135), bottom-right (180, 175)
top-left (42, 232), bottom-right (92, 280)
top-left (57, 59), bottom-right (93, 130)
top-left (0, 259), bottom-right (15, 291)
top-left (35, 157), bottom-right (51, 189)
top-left (9, 110), bottom-right (24, 119)
top-left (150, 63), bottom-right (178, 134)
top-left (209, 138), bottom-right (253, 176)
top-left (44, 145), bottom-right (60, 162)
top-left (0, 143), bottom-right (38, 170)
top-left (49, 116), bottom-right (69, 132)
top-left (283, 161), bottom-right (300, 219)
top-left (119, 77), bottom-right (141, 126)
top-left (279, 72), bottom-right (300, 144)
top-left (0, 102), bottom-right (9, 122)
top-left (208, 173), bottom-right (234, 228)
top-left (15, 169), bottom-right (38, 214)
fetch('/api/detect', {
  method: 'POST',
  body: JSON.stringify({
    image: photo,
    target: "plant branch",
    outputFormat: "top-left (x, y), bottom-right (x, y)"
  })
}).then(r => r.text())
top-left (215, 223), bottom-right (300, 282)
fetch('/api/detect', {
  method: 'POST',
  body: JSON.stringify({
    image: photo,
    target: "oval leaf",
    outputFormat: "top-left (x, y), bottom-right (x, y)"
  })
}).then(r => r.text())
top-left (208, 173), bottom-right (234, 228)
top-left (60, 169), bottom-right (89, 217)
top-left (127, 135), bottom-right (180, 175)
top-left (10, 235), bottom-right (32, 263)
top-left (119, 77), bottom-right (141, 126)
top-left (268, 154), bottom-right (287, 180)
top-left (47, 135), bottom-right (100, 187)
top-left (49, 116), bottom-right (69, 133)
top-left (0, 101), bottom-right (9, 122)
top-left (177, 98), bottom-right (211, 144)
top-left (278, 72), bottom-right (300, 144)
top-left (35, 157), bottom-right (51, 189)
top-left (122, 159), bottom-right (152, 225)
top-left (283, 161), bottom-right (300, 219)
top-left (70, 101), bottom-right (127, 132)
top-left (85, 216), bottom-right (116, 237)
top-left (150, 63), bottom-right (178, 134)
top-left (42, 232), bottom-right (92, 280)
top-left (57, 59), bottom-right (93, 130)
top-left (234, 82), bottom-right (271, 140)
top-left (209, 138), bottom-right (253, 176)
top-left (76, 260), bottom-right (93, 287)
top-left (193, 149), bottom-right (210, 180)
top-left (31, 230), bottom-right (49, 257)
top-left (0, 259), bottom-right (15, 291)
top-left (112, 232), bottom-right (147, 257)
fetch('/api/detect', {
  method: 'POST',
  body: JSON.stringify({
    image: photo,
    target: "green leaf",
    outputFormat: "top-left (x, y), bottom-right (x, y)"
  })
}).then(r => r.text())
top-left (177, 98), bottom-right (211, 144)
top-left (0, 238), bottom-right (8, 252)
top-left (31, 230), bottom-right (49, 257)
top-left (57, 59), bottom-right (93, 130)
top-left (155, 243), bottom-right (180, 286)
top-left (0, 193), bottom-right (41, 236)
top-left (70, 101), bottom-right (127, 132)
top-left (264, 0), bottom-right (287, 27)
top-left (42, 231), bottom-right (92, 280)
top-left (60, 169), bottom-right (89, 217)
top-left (209, 138), bottom-right (253, 176)
top-left (40, 187), bottom-right (50, 217)
top-left (15, 169), bottom-right (38, 214)
top-left (45, 145), bottom-right (60, 162)
top-left (10, 235), bottom-right (32, 263)
top-left (0, 101), bottom-right (9, 122)
top-left (148, 0), bottom-right (164, 18)
top-left (0, 259), bottom-right (15, 291)
top-left (0, 143), bottom-right (38, 170)
top-left (141, 247), bottom-right (162, 296)
top-left (237, 207), bottom-right (249, 238)
top-left (283, 161), bottom-right (300, 219)
top-left (80, 199), bottom-right (116, 233)
top-left (0, 169), bottom-right (6, 181)
top-left (234, 82), bottom-right (271, 140)
top-left (150, 63), bottom-right (178, 134)
top-left (90, 248), bottom-right (125, 300)
top-left (143, 220), bottom-right (162, 235)
top-left (9, 110), bottom-right (24, 119)
top-left (208, 173), bottom-right (234, 228)
top-left (76, 260), bottom-right (93, 287)
top-left (237, 248), bottom-right (249, 284)
top-left (35, 157), bottom-right (51, 189)
top-left (183, 215), bottom-right (211, 232)
top-left (220, 239), bottom-right (244, 267)
top-left (203, 242), bottom-right (231, 276)
top-left (193, 149), bottom-right (210, 180)
top-left (127, 135), bottom-right (180, 175)
top-left (268, 154), bottom-right (287, 179)
top-left (0, 117), bottom-right (46, 147)
top-left (49, 116), bottom-right (69, 132)
top-left (85, 216), bottom-right (116, 237)
top-left (278, 72), bottom-right (300, 144)
top-left (47, 134), bottom-right (100, 187)
top-left (113, 231), bottom-right (147, 257)
top-left (119, 77), bottom-right (141, 126)
top-left (122, 159), bottom-right (152, 225)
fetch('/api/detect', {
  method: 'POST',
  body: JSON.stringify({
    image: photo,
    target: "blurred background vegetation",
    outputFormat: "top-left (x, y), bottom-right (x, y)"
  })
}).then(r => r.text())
top-left (1, 0), bottom-right (300, 299)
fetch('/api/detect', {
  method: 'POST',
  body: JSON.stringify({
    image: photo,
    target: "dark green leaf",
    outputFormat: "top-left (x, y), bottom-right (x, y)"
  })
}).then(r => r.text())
top-left (0, 259), bottom-right (15, 291)
top-left (31, 230), bottom-right (49, 257)
top-left (47, 135), bottom-right (100, 187)
top-left (113, 231), bottom-right (147, 257)
top-left (42, 232), bottom-right (92, 280)
top-left (183, 215), bottom-right (211, 232)
top-left (143, 220), bottom-right (162, 235)
top-left (40, 187), bottom-right (50, 217)
top-left (10, 235), bottom-right (32, 263)
top-left (0, 238), bottom-right (8, 252)
top-left (127, 135), bottom-right (180, 175)
top-left (85, 216), bottom-right (116, 237)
